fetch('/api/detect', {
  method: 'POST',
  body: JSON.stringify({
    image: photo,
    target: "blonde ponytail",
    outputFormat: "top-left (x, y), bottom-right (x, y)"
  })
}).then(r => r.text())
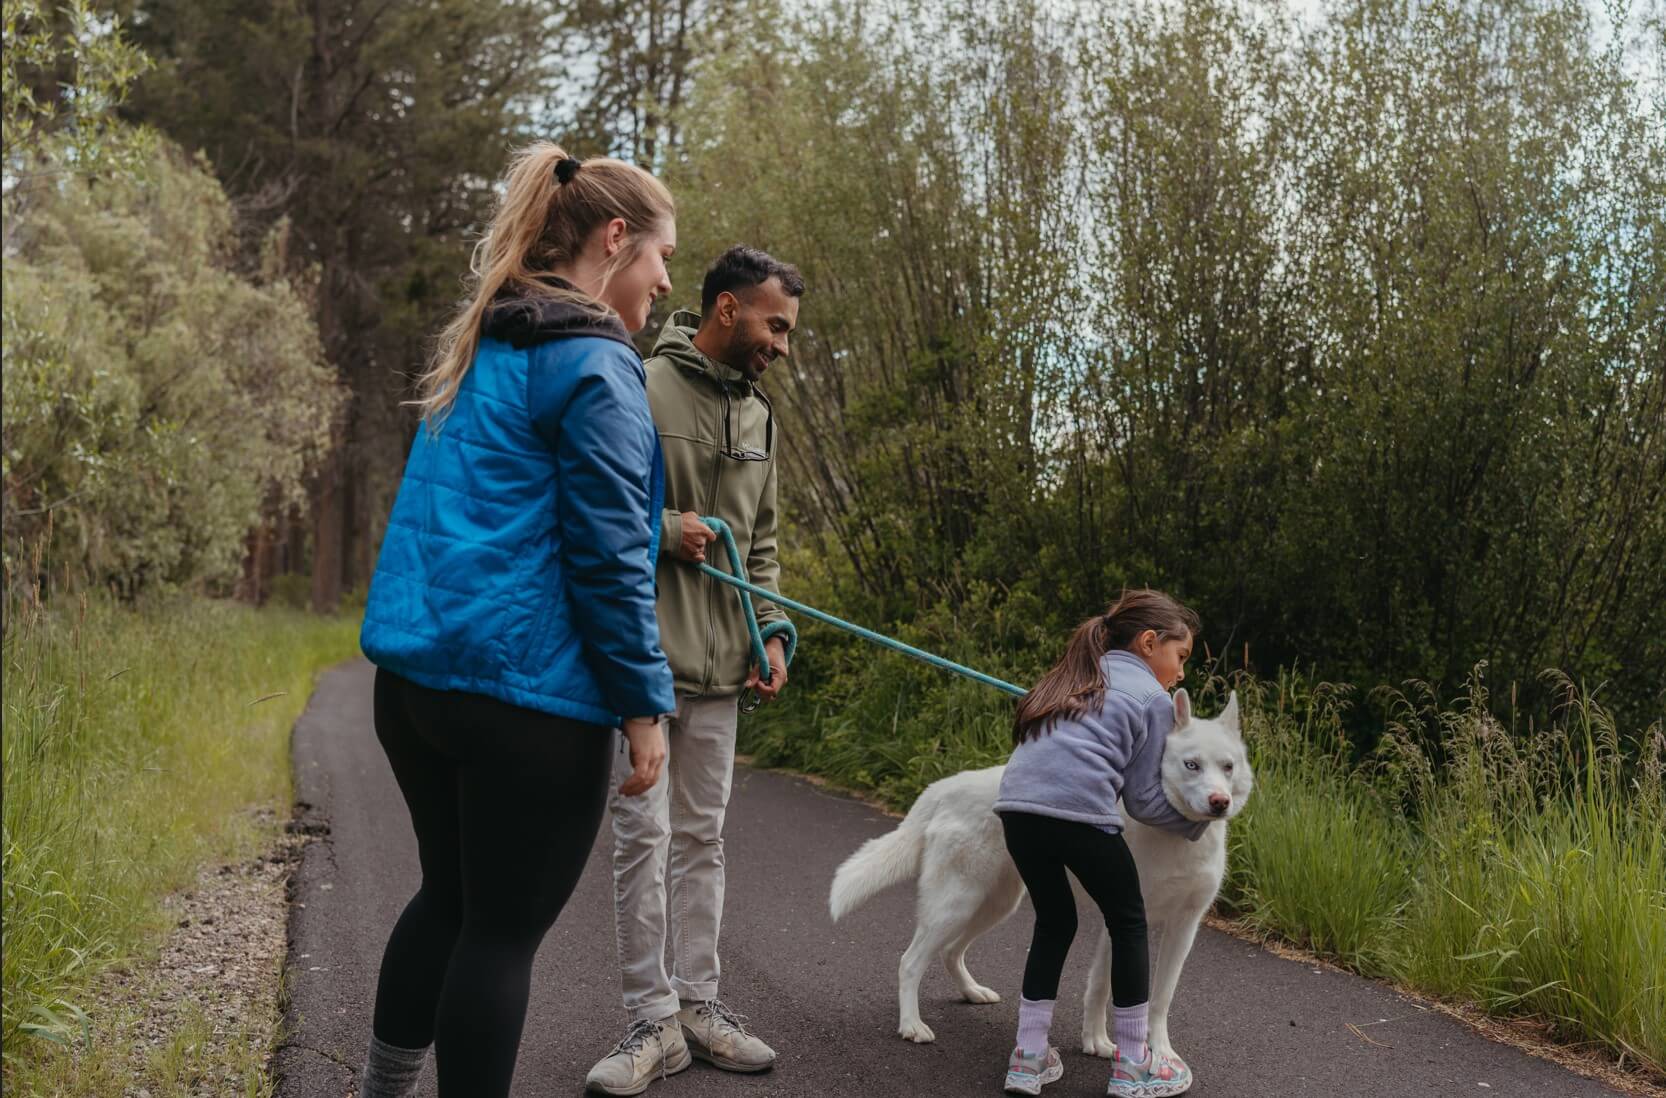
top-left (413, 143), bottom-right (675, 423)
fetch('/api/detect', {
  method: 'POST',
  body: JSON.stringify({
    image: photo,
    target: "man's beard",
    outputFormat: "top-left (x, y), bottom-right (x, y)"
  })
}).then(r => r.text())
top-left (726, 342), bottom-right (769, 383)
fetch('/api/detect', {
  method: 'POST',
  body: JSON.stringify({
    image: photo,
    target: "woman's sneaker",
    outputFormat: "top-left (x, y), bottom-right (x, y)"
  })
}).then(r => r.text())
top-left (585, 1018), bottom-right (691, 1095)
top-left (1105, 1043), bottom-right (1192, 1097)
top-left (1004, 1045), bottom-right (1064, 1095)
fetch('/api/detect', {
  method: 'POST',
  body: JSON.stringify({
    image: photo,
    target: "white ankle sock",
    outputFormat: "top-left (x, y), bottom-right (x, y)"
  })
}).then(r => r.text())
top-left (1113, 1003), bottom-right (1149, 1063)
top-left (1016, 996), bottom-right (1055, 1055)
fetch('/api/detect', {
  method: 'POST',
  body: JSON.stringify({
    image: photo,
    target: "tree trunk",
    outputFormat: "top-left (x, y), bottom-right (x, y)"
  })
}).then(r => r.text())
top-left (310, 444), bottom-right (345, 613)
top-left (282, 505), bottom-right (305, 575)
top-left (355, 467), bottom-right (379, 593)
top-left (340, 442), bottom-right (361, 593)
top-left (239, 521), bottom-right (272, 605)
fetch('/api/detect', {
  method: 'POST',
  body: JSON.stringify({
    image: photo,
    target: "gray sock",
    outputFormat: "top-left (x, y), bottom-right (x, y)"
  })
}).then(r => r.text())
top-left (360, 1035), bottom-right (427, 1098)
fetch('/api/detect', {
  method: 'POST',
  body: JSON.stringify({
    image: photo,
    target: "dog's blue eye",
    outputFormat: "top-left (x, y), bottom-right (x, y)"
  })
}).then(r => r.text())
top-left (1184, 760), bottom-right (1200, 771)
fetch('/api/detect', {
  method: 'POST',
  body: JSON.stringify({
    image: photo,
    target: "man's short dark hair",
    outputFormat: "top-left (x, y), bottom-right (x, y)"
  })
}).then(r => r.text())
top-left (701, 245), bottom-right (805, 315)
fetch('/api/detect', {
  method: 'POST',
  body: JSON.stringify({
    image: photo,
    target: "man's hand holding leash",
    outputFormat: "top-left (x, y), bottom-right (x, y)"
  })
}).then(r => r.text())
top-left (746, 636), bottom-right (790, 702)
top-left (675, 511), bottom-right (717, 563)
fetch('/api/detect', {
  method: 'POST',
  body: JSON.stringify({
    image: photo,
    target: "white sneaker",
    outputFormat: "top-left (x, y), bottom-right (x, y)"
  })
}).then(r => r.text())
top-left (585, 1017), bottom-right (691, 1096)
top-left (676, 999), bottom-right (777, 1073)
top-left (1005, 1045), bottom-right (1064, 1095)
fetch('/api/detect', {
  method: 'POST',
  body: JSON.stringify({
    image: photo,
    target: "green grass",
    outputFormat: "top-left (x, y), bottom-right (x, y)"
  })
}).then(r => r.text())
top-left (1, 593), bottom-right (360, 1084)
top-left (749, 633), bottom-right (1666, 1081)
top-left (1216, 673), bottom-right (1665, 1075)
top-left (1215, 677), bottom-right (1412, 977)
top-left (1384, 682), bottom-right (1666, 1075)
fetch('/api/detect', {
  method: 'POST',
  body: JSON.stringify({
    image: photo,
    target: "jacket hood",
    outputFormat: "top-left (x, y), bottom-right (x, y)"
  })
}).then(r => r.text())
top-left (482, 279), bottom-right (637, 353)
top-left (651, 309), bottom-right (755, 390)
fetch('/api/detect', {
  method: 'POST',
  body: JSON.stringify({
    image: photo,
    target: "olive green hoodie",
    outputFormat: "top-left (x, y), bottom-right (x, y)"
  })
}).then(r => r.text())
top-left (647, 309), bottom-right (787, 697)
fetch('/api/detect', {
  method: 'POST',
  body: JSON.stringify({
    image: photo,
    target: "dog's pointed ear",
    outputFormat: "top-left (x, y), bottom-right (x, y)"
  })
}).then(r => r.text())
top-left (1220, 691), bottom-right (1242, 737)
top-left (1173, 688), bottom-right (1192, 729)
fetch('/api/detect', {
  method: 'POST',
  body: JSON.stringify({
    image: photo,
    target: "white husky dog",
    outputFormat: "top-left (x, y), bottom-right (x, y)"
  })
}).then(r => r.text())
top-left (829, 690), bottom-right (1252, 1063)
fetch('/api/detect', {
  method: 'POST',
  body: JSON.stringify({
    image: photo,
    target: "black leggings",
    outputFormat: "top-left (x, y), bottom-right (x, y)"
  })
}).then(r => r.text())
top-left (370, 669), bottom-right (614, 1097)
top-left (1000, 811), bottom-right (1149, 1007)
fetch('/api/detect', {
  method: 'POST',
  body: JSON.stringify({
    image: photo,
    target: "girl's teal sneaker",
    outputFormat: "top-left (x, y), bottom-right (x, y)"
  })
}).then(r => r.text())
top-left (1105, 1044), bottom-right (1192, 1097)
top-left (1004, 1045), bottom-right (1064, 1095)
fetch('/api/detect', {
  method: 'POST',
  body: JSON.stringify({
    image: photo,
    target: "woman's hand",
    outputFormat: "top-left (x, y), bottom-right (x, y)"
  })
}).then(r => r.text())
top-left (618, 716), bottom-right (667, 796)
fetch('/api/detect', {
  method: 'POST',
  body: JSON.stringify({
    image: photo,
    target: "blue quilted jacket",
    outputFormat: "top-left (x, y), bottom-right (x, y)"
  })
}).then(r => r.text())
top-left (360, 288), bottom-right (677, 727)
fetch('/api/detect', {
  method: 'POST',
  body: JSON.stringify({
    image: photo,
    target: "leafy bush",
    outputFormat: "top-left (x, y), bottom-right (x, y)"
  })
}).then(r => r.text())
top-left (2, 144), bottom-right (342, 598)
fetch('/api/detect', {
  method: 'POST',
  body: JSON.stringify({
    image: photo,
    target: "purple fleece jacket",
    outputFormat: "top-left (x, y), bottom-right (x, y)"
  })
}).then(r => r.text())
top-left (994, 650), bottom-right (1205, 839)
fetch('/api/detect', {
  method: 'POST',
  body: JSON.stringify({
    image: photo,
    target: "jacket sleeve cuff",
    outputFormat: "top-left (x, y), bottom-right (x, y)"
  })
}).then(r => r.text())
top-left (659, 508), bottom-right (682, 559)
top-left (611, 668), bottom-right (677, 723)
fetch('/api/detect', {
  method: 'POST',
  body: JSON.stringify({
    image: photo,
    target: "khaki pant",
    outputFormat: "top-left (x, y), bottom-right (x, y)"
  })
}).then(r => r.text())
top-left (609, 695), bottom-right (738, 1022)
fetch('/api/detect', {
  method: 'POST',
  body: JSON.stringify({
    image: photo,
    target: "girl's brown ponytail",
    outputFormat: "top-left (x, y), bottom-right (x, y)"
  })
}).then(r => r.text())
top-left (1012, 589), bottom-right (1201, 744)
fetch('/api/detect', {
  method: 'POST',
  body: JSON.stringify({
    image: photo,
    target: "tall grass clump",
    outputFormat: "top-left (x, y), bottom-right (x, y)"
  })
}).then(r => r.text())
top-left (1219, 675), bottom-right (1413, 977)
top-left (0, 594), bottom-right (360, 1067)
top-left (1379, 675), bottom-right (1666, 1075)
top-left (1219, 669), bottom-right (1664, 1075)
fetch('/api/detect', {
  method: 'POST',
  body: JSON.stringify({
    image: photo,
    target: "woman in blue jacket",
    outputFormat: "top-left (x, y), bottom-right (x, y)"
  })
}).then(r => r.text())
top-left (356, 143), bottom-right (679, 1097)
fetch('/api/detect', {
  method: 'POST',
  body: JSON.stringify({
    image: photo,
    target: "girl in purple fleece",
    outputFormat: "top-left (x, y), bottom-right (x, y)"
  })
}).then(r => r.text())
top-left (994, 589), bottom-right (1203, 1098)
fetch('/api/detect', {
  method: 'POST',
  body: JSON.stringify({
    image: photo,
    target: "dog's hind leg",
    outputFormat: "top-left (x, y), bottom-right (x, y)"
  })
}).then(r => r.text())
top-left (942, 875), bottom-right (1022, 1005)
top-left (1146, 911), bottom-right (1200, 1061)
top-left (906, 873), bottom-right (972, 1046)
top-left (1079, 927), bottom-right (1115, 1057)
top-left (899, 911), bottom-right (963, 1042)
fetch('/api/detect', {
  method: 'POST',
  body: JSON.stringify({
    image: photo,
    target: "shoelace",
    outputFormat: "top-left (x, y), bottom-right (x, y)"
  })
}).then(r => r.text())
top-left (609, 1018), bottom-right (682, 1083)
top-left (694, 998), bottom-right (751, 1038)
top-left (610, 1018), bottom-right (664, 1058)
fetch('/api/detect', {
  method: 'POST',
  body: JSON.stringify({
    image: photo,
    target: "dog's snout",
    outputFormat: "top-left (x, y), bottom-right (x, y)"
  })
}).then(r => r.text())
top-left (1208, 793), bottom-right (1231, 815)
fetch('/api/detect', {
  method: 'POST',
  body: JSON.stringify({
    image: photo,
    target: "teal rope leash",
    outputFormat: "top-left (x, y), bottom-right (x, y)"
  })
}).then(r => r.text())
top-left (694, 516), bottom-right (1027, 711)
top-left (695, 517), bottom-right (799, 713)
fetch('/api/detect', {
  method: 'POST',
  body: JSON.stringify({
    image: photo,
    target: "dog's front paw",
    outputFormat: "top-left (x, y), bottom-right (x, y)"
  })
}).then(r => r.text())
top-left (960, 983), bottom-right (1001, 1004)
top-left (1081, 1032), bottom-right (1116, 1058)
top-left (898, 1019), bottom-right (936, 1043)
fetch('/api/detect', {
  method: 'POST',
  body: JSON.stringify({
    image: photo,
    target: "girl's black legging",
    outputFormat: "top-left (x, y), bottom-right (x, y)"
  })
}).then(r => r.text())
top-left (1000, 810), bottom-right (1149, 1007)
top-left (370, 668), bottom-right (614, 1096)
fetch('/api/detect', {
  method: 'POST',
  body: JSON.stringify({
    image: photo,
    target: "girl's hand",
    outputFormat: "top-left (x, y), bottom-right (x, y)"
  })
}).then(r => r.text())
top-left (619, 717), bottom-right (666, 795)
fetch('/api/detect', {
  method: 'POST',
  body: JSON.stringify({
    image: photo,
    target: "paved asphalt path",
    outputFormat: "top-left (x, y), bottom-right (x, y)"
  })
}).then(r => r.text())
top-left (276, 659), bottom-right (1619, 1097)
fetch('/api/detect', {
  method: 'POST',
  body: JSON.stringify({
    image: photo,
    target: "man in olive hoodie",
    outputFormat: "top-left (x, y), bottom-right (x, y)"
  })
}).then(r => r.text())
top-left (586, 247), bottom-right (803, 1097)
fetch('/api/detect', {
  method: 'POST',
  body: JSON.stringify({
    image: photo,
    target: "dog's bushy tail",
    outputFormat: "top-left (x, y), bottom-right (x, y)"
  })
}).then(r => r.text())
top-left (829, 803), bottom-right (930, 922)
